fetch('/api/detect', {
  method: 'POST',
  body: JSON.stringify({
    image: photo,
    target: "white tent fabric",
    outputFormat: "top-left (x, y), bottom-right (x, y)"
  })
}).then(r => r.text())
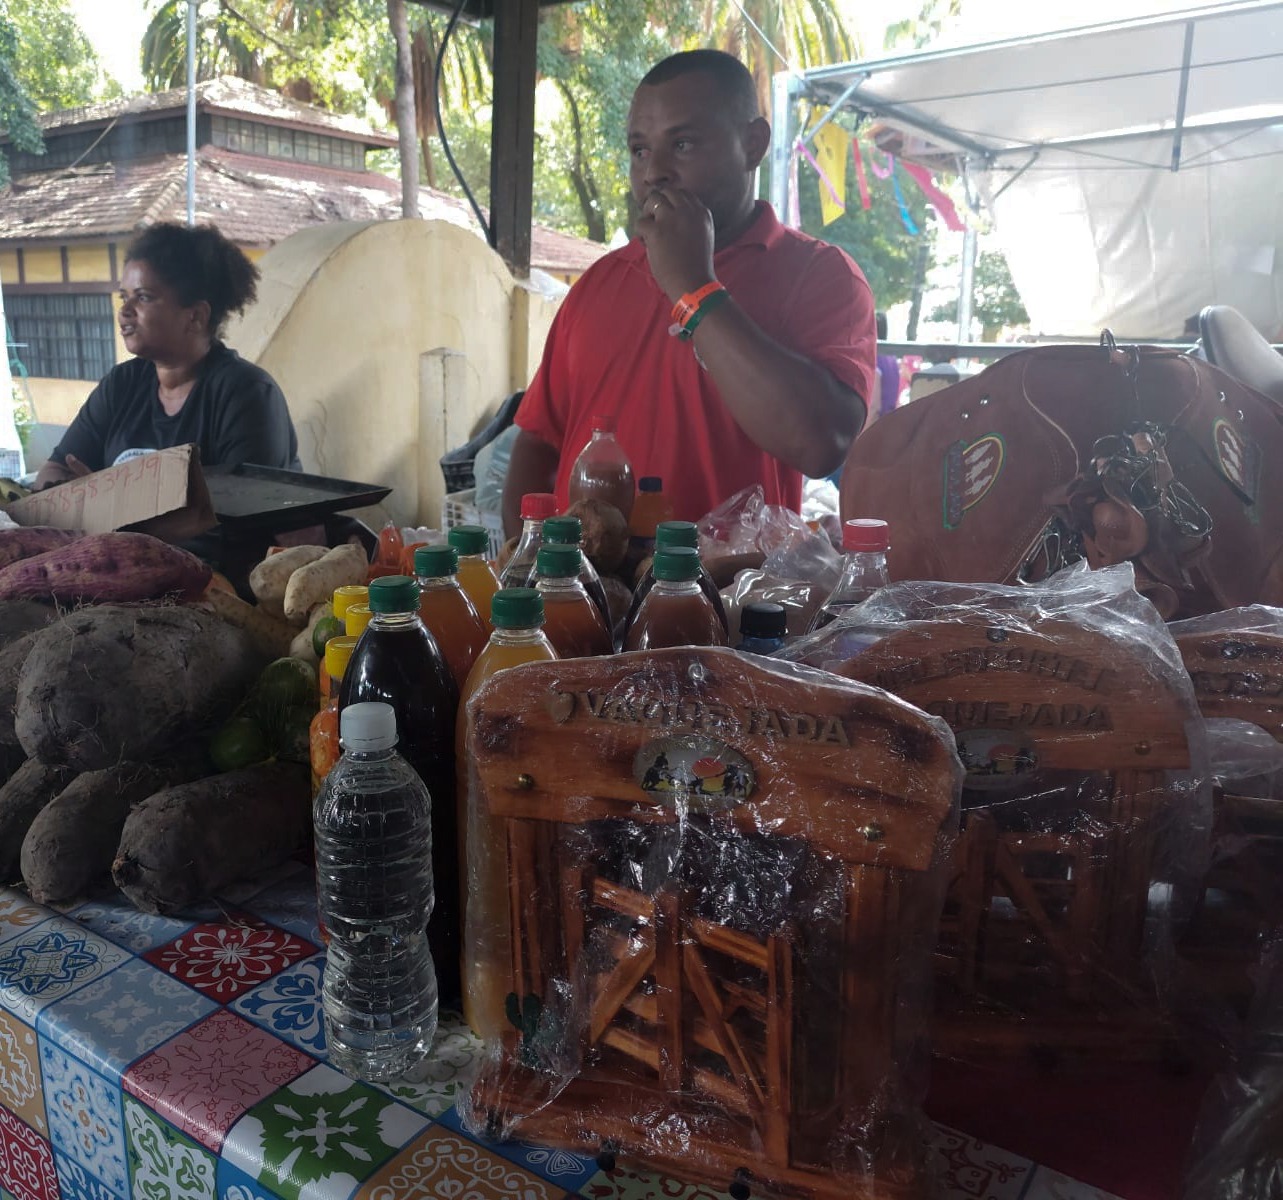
top-left (788, 1), bottom-right (1283, 338)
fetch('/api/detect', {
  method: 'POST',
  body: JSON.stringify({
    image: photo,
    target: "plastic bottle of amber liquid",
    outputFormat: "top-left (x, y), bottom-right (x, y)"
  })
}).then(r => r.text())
top-left (624, 520), bottom-right (728, 642)
top-left (448, 525), bottom-right (501, 627)
top-left (310, 635), bottom-right (358, 797)
top-left (624, 546), bottom-right (729, 651)
top-left (808, 519), bottom-right (890, 632)
top-left (535, 544), bottom-right (613, 658)
top-left (541, 515), bottom-right (611, 630)
top-left (456, 588), bottom-right (558, 1038)
top-left (499, 492), bottom-right (559, 591)
top-left (567, 415), bottom-right (635, 521)
top-left (415, 545), bottom-right (488, 692)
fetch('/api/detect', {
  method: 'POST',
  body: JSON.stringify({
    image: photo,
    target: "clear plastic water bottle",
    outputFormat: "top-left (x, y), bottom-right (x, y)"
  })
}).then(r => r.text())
top-left (807, 519), bottom-right (891, 632)
top-left (315, 701), bottom-right (438, 1081)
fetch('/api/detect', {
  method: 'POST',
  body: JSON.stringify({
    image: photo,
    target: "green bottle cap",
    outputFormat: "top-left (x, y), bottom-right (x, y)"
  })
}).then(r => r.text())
top-left (541, 516), bottom-right (582, 545)
top-left (655, 521), bottom-right (698, 550)
top-left (448, 525), bottom-right (490, 555)
top-left (652, 545), bottom-right (702, 582)
top-left (415, 544), bottom-right (458, 578)
top-left (490, 587), bottom-right (544, 629)
top-left (367, 575), bottom-right (420, 613)
top-left (537, 544), bottom-right (581, 578)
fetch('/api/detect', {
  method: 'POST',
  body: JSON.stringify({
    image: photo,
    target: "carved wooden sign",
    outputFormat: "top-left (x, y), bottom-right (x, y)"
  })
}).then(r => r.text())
top-left (464, 647), bottom-right (962, 1200)
top-left (1174, 627), bottom-right (1283, 739)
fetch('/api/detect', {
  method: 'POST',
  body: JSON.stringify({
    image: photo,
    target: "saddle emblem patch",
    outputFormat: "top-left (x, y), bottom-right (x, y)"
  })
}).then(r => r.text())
top-left (1212, 417), bottom-right (1260, 504)
top-left (944, 434), bottom-right (1005, 529)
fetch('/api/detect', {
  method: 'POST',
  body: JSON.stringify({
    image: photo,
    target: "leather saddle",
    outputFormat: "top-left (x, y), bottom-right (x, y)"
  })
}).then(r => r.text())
top-left (840, 334), bottom-right (1283, 620)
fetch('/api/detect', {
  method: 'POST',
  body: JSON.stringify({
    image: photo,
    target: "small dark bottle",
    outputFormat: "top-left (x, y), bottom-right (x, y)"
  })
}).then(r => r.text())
top-left (735, 602), bottom-right (788, 656)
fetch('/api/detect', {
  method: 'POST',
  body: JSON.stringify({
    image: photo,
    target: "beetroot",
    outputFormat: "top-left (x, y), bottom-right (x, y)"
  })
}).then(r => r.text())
top-left (0, 531), bottom-right (211, 603)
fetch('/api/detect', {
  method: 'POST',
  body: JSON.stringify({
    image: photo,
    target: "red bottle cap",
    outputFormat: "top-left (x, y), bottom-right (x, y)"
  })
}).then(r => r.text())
top-left (589, 414), bottom-right (616, 433)
top-left (520, 492), bottom-right (559, 520)
top-left (842, 518), bottom-right (889, 552)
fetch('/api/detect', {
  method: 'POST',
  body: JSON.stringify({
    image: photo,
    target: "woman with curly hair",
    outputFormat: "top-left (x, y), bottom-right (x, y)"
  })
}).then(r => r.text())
top-left (36, 221), bottom-right (299, 489)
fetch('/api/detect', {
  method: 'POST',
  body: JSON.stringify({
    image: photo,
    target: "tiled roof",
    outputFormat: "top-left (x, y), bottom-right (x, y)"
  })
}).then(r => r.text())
top-left (0, 149), bottom-right (608, 276)
top-left (35, 77), bottom-right (395, 147)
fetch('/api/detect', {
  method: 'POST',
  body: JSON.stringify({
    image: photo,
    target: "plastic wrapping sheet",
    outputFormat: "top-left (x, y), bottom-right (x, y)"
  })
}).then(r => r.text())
top-left (720, 571), bottom-right (825, 643)
top-left (1182, 941), bottom-right (1283, 1200)
top-left (779, 562), bottom-right (1213, 1054)
top-left (457, 647), bottom-right (962, 1197)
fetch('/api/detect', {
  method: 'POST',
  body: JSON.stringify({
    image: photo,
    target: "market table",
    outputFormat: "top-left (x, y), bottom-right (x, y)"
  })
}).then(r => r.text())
top-left (0, 863), bottom-right (1133, 1200)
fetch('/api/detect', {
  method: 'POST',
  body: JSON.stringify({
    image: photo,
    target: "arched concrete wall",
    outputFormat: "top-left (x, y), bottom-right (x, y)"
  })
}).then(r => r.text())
top-left (225, 218), bottom-right (560, 529)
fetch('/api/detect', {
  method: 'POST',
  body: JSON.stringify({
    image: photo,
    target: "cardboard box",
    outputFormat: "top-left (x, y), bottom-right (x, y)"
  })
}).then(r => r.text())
top-left (5, 444), bottom-right (217, 542)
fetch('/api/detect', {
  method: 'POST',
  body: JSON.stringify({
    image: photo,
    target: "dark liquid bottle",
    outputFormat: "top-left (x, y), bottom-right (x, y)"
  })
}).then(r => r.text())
top-left (624, 520), bottom-right (728, 642)
top-left (499, 491), bottom-right (558, 591)
top-left (340, 574), bottom-right (461, 1005)
top-left (567, 414), bottom-right (635, 520)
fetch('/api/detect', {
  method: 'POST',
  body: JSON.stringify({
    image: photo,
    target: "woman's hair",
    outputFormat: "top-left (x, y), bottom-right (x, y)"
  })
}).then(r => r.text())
top-left (124, 222), bottom-right (260, 339)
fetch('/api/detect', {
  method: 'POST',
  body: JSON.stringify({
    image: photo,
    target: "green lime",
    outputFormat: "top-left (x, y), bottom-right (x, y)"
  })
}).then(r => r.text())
top-left (311, 615), bottom-right (345, 660)
top-left (209, 716), bottom-right (271, 773)
top-left (251, 657), bottom-right (318, 713)
top-left (275, 704), bottom-right (316, 764)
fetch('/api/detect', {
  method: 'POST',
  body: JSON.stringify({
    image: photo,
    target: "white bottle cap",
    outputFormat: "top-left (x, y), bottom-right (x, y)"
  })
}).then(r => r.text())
top-left (339, 702), bottom-right (398, 751)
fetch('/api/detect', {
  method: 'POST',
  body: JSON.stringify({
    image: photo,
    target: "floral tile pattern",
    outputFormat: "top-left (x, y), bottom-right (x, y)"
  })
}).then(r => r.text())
top-left (374, 1013), bottom-right (480, 1118)
top-left (123, 1010), bottom-right (313, 1154)
top-left (39, 1040), bottom-right (128, 1195)
top-left (354, 1125), bottom-right (566, 1200)
top-left (237, 870), bottom-right (322, 948)
top-left (53, 1151), bottom-right (121, 1200)
top-left (40, 958), bottom-right (217, 1085)
top-left (436, 1105), bottom-right (599, 1192)
top-left (143, 916), bottom-right (316, 1003)
top-left (0, 893), bottom-right (49, 949)
top-left (229, 957), bottom-right (325, 1058)
top-left (225, 1064), bottom-right (428, 1200)
top-left (124, 1095), bottom-right (217, 1200)
top-left (0, 1105), bottom-right (58, 1200)
top-left (577, 1163), bottom-right (729, 1200)
top-left (68, 897), bottom-right (194, 955)
top-left (0, 921), bottom-right (128, 1023)
top-left (931, 1125), bottom-right (1035, 1200)
top-left (216, 1156), bottom-right (285, 1200)
top-left (0, 1011), bottom-right (44, 1137)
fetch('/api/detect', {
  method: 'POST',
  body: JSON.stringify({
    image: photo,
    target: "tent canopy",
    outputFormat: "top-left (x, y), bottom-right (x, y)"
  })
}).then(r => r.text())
top-left (778, 1), bottom-right (1283, 338)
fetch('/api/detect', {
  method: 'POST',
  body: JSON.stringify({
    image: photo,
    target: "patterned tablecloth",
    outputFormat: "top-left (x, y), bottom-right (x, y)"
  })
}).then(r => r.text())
top-left (0, 865), bottom-right (1123, 1200)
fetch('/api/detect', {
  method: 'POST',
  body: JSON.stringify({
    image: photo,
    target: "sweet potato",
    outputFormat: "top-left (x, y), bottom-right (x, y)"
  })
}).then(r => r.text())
top-left (0, 759), bottom-right (78, 882)
top-left (282, 544), bottom-right (368, 625)
top-left (15, 604), bottom-right (266, 770)
top-left (198, 588), bottom-right (296, 659)
top-left (0, 527), bottom-right (81, 569)
top-left (0, 600), bottom-right (60, 646)
top-left (0, 531), bottom-right (211, 603)
top-left (112, 761), bottom-right (310, 914)
top-left (0, 629), bottom-right (42, 749)
top-left (21, 763), bottom-right (176, 904)
top-left (249, 544), bottom-right (326, 618)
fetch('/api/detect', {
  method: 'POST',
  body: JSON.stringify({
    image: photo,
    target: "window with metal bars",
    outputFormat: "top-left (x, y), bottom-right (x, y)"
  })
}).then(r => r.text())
top-left (6, 293), bottom-right (116, 381)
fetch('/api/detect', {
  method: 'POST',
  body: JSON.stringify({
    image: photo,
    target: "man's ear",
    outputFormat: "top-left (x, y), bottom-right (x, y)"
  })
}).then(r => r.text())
top-left (744, 116), bottom-right (771, 171)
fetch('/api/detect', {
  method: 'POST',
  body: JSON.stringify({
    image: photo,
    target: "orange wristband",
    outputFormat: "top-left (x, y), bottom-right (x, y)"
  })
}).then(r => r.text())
top-left (670, 282), bottom-right (725, 327)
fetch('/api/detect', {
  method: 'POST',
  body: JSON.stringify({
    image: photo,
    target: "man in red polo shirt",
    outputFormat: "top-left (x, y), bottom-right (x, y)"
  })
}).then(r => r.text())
top-left (502, 49), bottom-right (876, 531)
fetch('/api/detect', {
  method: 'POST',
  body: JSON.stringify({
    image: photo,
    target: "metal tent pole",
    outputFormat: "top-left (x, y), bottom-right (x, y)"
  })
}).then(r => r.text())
top-left (186, 0), bottom-right (198, 226)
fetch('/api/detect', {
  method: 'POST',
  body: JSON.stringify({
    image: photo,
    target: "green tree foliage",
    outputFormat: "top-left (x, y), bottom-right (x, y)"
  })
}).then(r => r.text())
top-left (6, 0), bottom-right (115, 110)
top-left (0, 7), bottom-right (43, 185)
top-left (929, 249), bottom-right (1029, 338)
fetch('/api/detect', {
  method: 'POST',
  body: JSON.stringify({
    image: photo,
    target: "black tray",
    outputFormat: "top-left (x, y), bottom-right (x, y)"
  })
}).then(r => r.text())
top-left (202, 464), bottom-right (391, 532)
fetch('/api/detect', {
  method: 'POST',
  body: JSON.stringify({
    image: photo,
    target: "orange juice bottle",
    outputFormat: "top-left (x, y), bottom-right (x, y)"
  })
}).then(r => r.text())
top-left (318, 585), bottom-right (369, 703)
top-left (310, 635), bottom-right (357, 798)
top-left (456, 588), bottom-right (557, 1038)
top-left (448, 525), bottom-right (501, 628)
top-left (535, 545), bottom-right (612, 658)
top-left (415, 544), bottom-right (488, 692)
